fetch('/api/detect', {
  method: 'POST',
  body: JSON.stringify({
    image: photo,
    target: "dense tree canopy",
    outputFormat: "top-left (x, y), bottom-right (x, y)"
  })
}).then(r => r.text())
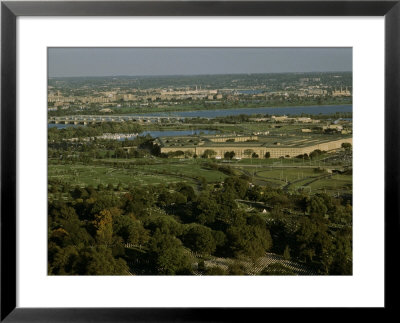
top-left (48, 173), bottom-right (352, 275)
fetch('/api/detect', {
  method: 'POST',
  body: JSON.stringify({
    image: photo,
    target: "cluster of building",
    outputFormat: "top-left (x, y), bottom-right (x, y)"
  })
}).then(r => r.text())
top-left (47, 88), bottom-right (222, 109)
top-left (48, 91), bottom-right (137, 105)
top-left (332, 87), bottom-right (351, 97)
top-left (48, 83), bottom-right (352, 111)
top-left (249, 115), bottom-right (321, 123)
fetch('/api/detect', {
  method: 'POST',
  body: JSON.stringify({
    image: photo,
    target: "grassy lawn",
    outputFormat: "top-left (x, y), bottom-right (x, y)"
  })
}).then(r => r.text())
top-left (234, 164), bottom-right (352, 194)
top-left (234, 155), bottom-right (330, 166)
top-left (48, 164), bottom-right (192, 187)
top-left (307, 174), bottom-right (352, 194)
top-left (48, 159), bottom-right (228, 188)
top-left (49, 155), bottom-right (351, 194)
top-left (255, 168), bottom-right (320, 182)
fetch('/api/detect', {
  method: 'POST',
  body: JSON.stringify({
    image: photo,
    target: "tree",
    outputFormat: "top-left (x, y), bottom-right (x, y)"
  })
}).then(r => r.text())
top-left (307, 196), bottom-right (328, 216)
top-left (157, 190), bottom-right (187, 207)
top-left (224, 151), bottom-right (235, 160)
top-left (223, 176), bottom-right (249, 199)
top-left (176, 183), bottom-right (196, 202)
top-left (92, 208), bottom-right (115, 245)
top-left (148, 230), bottom-right (192, 275)
top-left (193, 192), bottom-right (219, 225)
top-left (182, 224), bottom-right (216, 255)
top-left (74, 246), bottom-right (130, 275)
top-left (246, 185), bottom-right (262, 201)
top-left (341, 142), bottom-right (352, 150)
top-left (49, 245), bottom-right (129, 275)
top-left (202, 149), bottom-right (217, 159)
top-left (113, 214), bottom-right (149, 246)
top-left (264, 152), bottom-right (271, 159)
top-left (244, 149), bottom-right (254, 158)
top-left (227, 221), bottom-right (272, 261)
top-left (309, 149), bottom-right (323, 160)
top-left (295, 214), bottom-right (331, 266)
top-left (329, 227), bottom-right (352, 275)
top-left (144, 213), bottom-right (184, 236)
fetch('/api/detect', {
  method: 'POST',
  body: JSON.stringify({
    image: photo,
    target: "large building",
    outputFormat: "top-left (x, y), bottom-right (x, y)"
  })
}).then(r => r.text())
top-left (156, 133), bottom-right (352, 159)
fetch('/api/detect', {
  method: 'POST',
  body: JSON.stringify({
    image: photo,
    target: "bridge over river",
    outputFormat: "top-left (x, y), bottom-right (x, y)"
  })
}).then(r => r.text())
top-left (48, 115), bottom-right (186, 125)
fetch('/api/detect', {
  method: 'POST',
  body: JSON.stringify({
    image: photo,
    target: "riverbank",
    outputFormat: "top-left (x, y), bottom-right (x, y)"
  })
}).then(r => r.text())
top-left (48, 99), bottom-right (352, 117)
top-left (130, 104), bottom-right (353, 118)
top-left (114, 100), bottom-right (353, 115)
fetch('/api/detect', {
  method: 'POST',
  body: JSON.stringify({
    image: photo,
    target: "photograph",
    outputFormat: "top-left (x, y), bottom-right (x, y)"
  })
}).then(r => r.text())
top-left (47, 47), bottom-right (353, 276)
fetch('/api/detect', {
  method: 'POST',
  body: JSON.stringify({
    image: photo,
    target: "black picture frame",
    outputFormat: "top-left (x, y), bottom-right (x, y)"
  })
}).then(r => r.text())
top-left (1, 1), bottom-right (399, 321)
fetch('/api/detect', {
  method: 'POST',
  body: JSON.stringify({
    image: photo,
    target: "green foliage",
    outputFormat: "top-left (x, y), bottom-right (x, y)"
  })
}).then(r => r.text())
top-left (148, 230), bottom-right (192, 275)
top-left (226, 214), bottom-right (272, 261)
top-left (144, 214), bottom-right (184, 236)
top-left (202, 149), bottom-right (217, 158)
top-left (341, 142), bottom-right (352, 150)
top-left (182, 224), bottom-right (216, 255)
top-left (157, 189), bottom-right (187, 207)
top-left (193, 192), bottom-right (219, 225)
top-left (176, 183), bottom-right (196, 202)
top-left (329, 228), bottom-right (352, 275)
top-left (113, 214), bottom-right (149, 246)
top-left (246, 185), bottom-right (262, 201)
top-left (48, 171), bottom-right (352, 275)
top-left (307, 196), bottom-right (328, 216)
top-left (75, 246), bottom-right (130, 275)
top-left (48, 244), bottom-right (129, 275)
top-left (223, 176), bottom-right (249, 200)
top-left (309, 149), bottom-right (324, 160)
top-left (224, 151), bottom-right (236, 160)
top-left (48, 121), bottom-right (143, 141)
top-left (92, 208), bottom-right (116, 244)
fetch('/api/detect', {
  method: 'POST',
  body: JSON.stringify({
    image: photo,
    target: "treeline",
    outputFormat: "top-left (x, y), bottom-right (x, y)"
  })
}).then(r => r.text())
top-left (48, 175), bottom-right (352, 276)
top-left (49, 72), bottom-right (352, 93)
top-left (48, 122), bottom-right (143, 141)
top-left (182, 112), bottom-right (352, 126)
top-left (48, 135), bottom-right (160, 162)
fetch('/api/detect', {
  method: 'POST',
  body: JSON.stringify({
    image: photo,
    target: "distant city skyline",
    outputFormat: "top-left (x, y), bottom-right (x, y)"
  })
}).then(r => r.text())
top-left (48, 48), bottom-right (352, 78)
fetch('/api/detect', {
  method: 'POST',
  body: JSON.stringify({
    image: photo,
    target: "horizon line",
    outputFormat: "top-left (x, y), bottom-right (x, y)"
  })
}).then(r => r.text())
top-left (48, 70), bottom-right (353, 79)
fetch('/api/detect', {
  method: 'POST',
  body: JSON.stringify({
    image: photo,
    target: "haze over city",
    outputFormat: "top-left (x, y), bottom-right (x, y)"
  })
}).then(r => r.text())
top-left (49, 47), bottom-right (352, 78)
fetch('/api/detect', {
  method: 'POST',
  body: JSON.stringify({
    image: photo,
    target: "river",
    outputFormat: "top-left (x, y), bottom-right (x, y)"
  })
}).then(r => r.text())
top-left (127, 104), bottom-right (352, 118)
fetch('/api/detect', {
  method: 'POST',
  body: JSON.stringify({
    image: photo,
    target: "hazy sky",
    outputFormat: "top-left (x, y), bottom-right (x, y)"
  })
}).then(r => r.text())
top-left (48, 48), bottom-right (352, 77)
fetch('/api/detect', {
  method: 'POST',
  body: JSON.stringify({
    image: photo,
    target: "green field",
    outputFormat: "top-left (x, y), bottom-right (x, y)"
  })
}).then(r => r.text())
top-left (49, 154), bottom-right (351, 195)
top-left (241, 166), bottom-right (351, 194)
top-left (306, 174), bottom-right (352, 193)
top-left (48, 159), bottom-right (228, 188)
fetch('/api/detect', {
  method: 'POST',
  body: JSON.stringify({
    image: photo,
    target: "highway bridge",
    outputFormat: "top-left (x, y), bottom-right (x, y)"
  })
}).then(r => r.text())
top-left (48, 115), bottom-right (186, 125)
